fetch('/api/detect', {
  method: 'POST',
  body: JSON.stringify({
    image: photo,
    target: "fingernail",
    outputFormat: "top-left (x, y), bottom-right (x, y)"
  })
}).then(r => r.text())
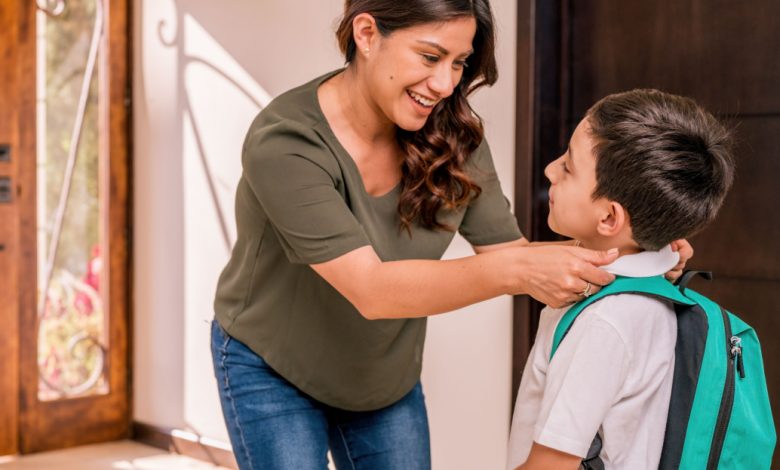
top-left (607, 248), bottom-right (619, 255)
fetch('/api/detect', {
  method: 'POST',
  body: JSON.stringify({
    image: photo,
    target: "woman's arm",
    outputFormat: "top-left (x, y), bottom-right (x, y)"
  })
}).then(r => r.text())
top-left (471, 237), bottom-right (577, 253)
top-left (310, 242), bottom-right (617, 320)
top-left (474, 237), bottom-right (693, 280)
top-left (515, 443), bottom-right (582, 470)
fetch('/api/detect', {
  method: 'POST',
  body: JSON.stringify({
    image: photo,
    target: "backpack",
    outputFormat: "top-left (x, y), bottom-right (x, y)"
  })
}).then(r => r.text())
top-left (549, 272), bottom-right (776, 469)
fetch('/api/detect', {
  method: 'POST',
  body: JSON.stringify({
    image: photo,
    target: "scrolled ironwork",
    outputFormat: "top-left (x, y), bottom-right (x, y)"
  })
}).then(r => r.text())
top-left (38, 330), bottom-right (107, 397)
top-left (36, 0), bottom-right (66, 17)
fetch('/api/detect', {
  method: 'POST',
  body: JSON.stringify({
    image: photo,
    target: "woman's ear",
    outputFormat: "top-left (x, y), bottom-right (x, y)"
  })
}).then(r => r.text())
top-left (596, 200), bottom-right (628, 237)
top-left (352, 13), bottom-right (378, 59)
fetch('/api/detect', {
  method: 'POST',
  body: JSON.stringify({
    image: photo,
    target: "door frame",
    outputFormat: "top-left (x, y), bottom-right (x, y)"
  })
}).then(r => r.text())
top-left (0, 0), bottom-right (24, 456)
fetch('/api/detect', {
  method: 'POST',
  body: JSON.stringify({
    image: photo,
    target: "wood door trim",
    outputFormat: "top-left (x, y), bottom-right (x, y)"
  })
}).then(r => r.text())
top-left (512, 0), bottom-right (572, 406)
top-left (512, 0), bottom-right (535, 408)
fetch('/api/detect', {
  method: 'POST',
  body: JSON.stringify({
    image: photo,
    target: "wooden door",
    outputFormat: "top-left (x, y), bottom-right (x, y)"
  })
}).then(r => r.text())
top-left (0, 0), bottom-right (130, 454)
top-left (0, 0), bottom-right (24, 457)
top-left (514, 1), bottom-right (780, 467)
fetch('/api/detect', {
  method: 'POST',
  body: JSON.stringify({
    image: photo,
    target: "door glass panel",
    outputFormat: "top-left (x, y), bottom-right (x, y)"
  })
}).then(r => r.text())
top-left (36, 0), bottom-right (108, 401)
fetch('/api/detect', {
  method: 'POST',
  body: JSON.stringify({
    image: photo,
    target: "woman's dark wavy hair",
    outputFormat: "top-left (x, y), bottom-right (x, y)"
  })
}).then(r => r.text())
top-left (336, 0), bottom-right (498, 233)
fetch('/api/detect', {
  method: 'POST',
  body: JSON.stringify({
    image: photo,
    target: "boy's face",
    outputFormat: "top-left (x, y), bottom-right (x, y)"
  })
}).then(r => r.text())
top-left (544, 118), bottom-right (605, 242)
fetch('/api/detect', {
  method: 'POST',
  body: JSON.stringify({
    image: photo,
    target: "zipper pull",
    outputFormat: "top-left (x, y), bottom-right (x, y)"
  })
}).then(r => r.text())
top-left (730, 336), bottom-right (745, 379)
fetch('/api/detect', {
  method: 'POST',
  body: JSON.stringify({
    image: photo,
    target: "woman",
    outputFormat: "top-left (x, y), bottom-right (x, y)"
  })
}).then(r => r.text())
top-left (211, 1), bottom-right (688, 469)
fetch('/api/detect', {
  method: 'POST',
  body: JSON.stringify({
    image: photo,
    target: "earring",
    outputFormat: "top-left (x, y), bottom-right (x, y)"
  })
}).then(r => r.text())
top-left (363, 48), bottom-right (370, 54)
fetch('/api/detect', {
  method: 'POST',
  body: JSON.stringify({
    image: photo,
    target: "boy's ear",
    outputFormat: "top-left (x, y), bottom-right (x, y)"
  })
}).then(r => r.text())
top-left (596, 200), bottom-right (629, 237)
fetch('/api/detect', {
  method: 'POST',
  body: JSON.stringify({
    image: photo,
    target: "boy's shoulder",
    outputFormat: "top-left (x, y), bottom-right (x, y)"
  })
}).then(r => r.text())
top-left (544, 292), bottom-right (675, 332)
top-left (582, 293), bottom-right (675, 329)
top-left (537, 293), bottom-right (677, 357)
top-left (576, 294), bottom-right (675, 346)
top-left (542, 292), bottom-right (676, 366)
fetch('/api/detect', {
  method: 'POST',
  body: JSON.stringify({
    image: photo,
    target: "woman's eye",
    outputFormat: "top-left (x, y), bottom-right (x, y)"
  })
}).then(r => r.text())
top-left (562, 161), bottom-right (569, 173)
top-left (422, 54), bottom-right (439, 64)
top-left (453, 60), bottom-right (468, 70)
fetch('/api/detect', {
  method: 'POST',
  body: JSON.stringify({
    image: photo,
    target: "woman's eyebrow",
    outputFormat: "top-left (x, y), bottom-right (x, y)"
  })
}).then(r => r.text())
top-left (416, 40), bottom-right (473, 57)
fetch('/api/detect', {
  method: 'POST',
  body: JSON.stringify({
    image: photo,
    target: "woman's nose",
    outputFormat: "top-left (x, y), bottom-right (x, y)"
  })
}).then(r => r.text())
top-left (428, 64), bottom-right (456, 98)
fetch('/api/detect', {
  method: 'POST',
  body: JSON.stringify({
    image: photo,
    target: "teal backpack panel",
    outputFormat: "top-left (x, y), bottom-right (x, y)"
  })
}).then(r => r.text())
top-left (550, 275), bottom-right (776, 469)
top-left (676, 289), bottom-right (730, 469)
top-left (718, 320), bottom-right (776, 469)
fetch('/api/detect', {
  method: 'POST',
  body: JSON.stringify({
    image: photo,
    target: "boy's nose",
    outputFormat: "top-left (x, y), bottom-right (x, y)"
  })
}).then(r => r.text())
top-left (544, 160), bottom-right (556, 183)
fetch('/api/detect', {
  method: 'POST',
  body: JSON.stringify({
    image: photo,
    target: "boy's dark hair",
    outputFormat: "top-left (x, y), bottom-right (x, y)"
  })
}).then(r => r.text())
top-left (587, 89), bottom-right (734, 250)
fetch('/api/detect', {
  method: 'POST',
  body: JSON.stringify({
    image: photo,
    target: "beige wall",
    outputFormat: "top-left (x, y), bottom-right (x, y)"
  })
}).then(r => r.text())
top-left (133, 1), bottom-right (516, 468)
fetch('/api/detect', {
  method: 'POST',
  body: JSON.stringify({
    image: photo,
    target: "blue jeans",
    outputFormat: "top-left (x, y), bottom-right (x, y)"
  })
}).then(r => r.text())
top-left (210, 321), bottom-right (432, 470)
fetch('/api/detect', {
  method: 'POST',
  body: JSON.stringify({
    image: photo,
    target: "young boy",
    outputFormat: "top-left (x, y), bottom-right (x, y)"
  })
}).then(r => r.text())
top-left (507, 89), bottom-right (734, 470)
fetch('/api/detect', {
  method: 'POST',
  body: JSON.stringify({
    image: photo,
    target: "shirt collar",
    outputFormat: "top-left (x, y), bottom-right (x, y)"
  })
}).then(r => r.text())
top-left (601, 244), bottom-right (679, 277)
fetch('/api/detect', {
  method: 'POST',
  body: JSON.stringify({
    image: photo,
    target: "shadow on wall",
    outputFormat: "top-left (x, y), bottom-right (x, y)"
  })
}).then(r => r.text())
top-left (157, 7), bottom-right (272, 251)
top-left (133, 0), bottom-right (344, 451)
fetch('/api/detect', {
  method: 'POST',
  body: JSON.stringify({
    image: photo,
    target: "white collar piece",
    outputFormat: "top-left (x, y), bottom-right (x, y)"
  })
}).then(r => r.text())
top-left (601, 244), bottom-right (680, 278)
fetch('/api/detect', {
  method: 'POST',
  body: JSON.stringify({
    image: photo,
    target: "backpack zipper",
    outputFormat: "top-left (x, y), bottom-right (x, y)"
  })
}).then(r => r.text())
top-left (730, 336), bottom-right (745, 379)
top-left (706, 308), bottom-right (736, 469)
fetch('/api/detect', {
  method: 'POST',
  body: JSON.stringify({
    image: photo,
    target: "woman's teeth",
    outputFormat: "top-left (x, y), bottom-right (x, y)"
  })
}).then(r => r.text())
top-left (408, 90), bottom-right (436, 108)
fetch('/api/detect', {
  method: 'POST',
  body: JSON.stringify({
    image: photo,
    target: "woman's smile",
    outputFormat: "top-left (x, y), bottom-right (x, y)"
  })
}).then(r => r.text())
top-left (407, 89), bottom-right (437, 107)
top-left (406, 89), bottom-right (437, 115)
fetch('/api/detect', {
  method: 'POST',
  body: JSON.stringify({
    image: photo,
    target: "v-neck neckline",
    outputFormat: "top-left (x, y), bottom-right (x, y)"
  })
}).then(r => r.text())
top-left (312, 69), bottom-right (403, 201)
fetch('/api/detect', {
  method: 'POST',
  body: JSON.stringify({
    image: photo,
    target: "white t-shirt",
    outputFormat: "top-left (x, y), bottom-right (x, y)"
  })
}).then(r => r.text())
top-left (507, 246), bottom-right (680, 470)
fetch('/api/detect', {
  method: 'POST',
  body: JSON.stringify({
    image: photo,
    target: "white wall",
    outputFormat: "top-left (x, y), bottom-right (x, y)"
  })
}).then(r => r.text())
top-left (133, 1), bottom-right (516, 468)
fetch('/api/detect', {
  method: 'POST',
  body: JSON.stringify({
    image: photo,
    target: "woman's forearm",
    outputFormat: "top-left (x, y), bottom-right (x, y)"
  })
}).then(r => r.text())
top-left (311, 244), bottom-right (617, 319)
top-left (357, 248), bottom-right (527, 319)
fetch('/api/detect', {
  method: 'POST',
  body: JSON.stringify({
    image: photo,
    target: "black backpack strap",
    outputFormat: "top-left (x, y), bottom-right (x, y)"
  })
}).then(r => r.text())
top-left (674, 270), bottom-right (713, 294)
top-left (581, 433), bottom-right (605, 470)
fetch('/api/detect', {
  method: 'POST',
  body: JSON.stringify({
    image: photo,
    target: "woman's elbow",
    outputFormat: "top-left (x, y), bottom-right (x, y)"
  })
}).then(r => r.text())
top-left (350, 295), bottom-right (385, 320)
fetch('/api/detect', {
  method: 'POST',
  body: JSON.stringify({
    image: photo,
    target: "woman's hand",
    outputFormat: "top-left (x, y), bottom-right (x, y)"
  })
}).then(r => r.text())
top-left (512, 245), bottom-right (619, 308)
top-left (665, 239), bottom-right (693, 281)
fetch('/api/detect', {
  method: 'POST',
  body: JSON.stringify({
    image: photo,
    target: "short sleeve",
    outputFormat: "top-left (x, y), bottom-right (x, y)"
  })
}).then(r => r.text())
top-left (534, 316), bottom-right (631, 457)
top-left (457, 140), bottom-right (523, 246)
top-left (242, 121), bottom-right (370, 264)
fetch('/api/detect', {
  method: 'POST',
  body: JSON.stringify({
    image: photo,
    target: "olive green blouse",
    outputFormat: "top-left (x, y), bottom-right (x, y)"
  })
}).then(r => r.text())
top-left (214, 70), bottom-right (522, 411)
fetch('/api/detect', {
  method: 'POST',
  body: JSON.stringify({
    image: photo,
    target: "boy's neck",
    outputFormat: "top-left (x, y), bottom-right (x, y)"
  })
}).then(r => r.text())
top-left (577, 238), bottom-right (643, 257)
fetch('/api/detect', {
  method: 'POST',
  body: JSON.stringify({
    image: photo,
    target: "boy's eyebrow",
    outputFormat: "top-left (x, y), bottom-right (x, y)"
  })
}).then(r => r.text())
top-left (416, 40), bottom-right (473, 57)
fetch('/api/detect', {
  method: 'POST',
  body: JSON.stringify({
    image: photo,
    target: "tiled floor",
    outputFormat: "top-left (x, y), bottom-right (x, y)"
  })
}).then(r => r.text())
top-left (0, 441), bottom-right (232, 470)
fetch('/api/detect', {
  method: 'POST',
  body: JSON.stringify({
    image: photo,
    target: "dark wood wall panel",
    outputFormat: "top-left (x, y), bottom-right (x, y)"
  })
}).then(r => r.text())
top-left (515, 1), bottom-right (780, 466)
top-left (689, 117), bottom-right (780, 279)
top-left (570, 0), bottom-right (780, 117)
top-left (566, 1), bottom-right (780, 466)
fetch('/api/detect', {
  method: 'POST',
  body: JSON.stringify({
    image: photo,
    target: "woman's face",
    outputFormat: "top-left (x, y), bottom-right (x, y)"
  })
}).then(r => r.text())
top-left (364, 16), bottom-right (477, 131)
